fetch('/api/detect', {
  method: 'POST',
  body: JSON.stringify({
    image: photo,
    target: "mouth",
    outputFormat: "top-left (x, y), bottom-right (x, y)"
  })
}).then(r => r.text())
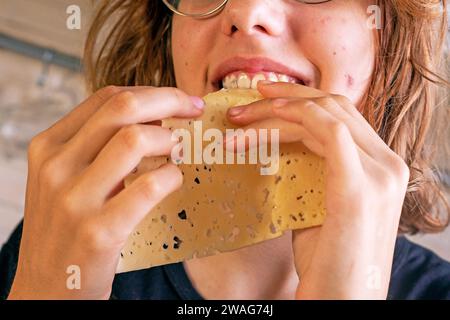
top-left (211, 57), bottom-right (310, 91)
top-left (218, 71), bottom-right (304, 90)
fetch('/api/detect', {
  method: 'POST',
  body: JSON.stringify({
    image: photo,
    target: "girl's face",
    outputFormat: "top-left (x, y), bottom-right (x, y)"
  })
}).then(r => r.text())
top-left (171, 0), bottom-right (376, 107)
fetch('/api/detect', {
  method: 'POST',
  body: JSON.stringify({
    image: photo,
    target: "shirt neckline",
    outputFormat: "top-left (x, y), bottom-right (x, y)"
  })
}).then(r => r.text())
top-left (162, 236), bottom-right (410, 300)
top-left (163, 262), bottom-right (204, 300)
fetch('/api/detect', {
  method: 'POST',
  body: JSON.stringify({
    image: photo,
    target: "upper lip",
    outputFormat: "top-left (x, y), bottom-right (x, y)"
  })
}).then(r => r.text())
top-left (210, 56), bottom-right (310, 88)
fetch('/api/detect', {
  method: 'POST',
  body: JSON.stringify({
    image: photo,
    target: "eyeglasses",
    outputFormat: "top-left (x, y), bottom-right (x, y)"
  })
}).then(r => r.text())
top-left (162, 0), bottom-right (332, 19)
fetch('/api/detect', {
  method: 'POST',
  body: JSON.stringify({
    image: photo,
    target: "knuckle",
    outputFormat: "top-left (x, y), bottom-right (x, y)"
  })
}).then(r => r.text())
top-left (389, 156), bottom-right (410, 185)
top-left (379, 173), bottom-right (400, 197)
top-left (167, 164), bottom-right (184, 187)
top-left (331, 94), bottom-right (352, 106)
top-left (378, 160), bottom-right (409, 196)
top-left (328, 121), bottom-right (349, 141)
top-left (139, 174), bottom-right (163, 201)
top-left (270, 98), bottom-right (290, 111)
top-left (109, 91), bottom-right (138, 117)
top-left (28, 134), bottom-right (47, 158)
top-left (58, 191), bottom-right (79, 214)
top-left (302, 100), bottom-right (316, 110)
top-left (168, 87), bottom-right (185, 107)
top-left (298, 100), bottom-right (317, 114)
top-left (39, 155), bottom-right (65, 187)
top-left (315, 96), bottom-right (335, 107)
top-left (78, 220), bottom-right (109, 252)
top-left (119, 125), bottom-right (145, 152)
top-left (96, 85), bottom-right (122, 101)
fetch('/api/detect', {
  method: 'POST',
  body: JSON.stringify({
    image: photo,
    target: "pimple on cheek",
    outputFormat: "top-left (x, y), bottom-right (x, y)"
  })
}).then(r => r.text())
top-left (345, 74), bottom-right (355, 88)
top-left (319, 16), bottom-right (333, 25)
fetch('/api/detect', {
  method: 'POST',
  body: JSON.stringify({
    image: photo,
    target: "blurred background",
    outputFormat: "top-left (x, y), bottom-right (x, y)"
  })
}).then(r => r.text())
top-left (0, 0), bottom-right (449, 260)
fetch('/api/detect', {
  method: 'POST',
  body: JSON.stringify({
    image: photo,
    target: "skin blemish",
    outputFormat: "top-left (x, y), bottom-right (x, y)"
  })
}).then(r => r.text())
top-left (345, 74), bottom-right (355, 88)
top-left (320, 16), bottom-right (332, 25)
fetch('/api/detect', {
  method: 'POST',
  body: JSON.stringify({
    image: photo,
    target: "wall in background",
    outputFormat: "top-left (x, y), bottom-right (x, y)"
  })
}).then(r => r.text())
top-left (0, 48), bottom-right (86, 244)
top-left (0, 0), bottom-right (92, 57)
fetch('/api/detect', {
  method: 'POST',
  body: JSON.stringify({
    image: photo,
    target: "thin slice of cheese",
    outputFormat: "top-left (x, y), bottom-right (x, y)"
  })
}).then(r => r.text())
top-left (117, 89), bottom-right (326, 273)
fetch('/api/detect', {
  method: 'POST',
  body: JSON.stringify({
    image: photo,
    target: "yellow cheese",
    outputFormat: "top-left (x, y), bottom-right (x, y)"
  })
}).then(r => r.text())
top-left (117, 89), bottom-right (326, 273)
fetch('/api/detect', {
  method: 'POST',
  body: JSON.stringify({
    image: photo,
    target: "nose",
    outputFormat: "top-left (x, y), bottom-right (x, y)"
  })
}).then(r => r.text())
top-left (220, 0), bottom-right (285, 37)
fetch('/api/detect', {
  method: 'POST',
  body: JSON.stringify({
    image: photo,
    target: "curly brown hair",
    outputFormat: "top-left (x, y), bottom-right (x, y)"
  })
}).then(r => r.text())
top-left (84, 0), bottom-right (450, 235)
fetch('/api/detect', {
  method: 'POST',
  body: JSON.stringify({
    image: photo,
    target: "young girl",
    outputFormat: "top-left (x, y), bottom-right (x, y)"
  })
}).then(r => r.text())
top-left (2, 0), bottom-right (450, 299)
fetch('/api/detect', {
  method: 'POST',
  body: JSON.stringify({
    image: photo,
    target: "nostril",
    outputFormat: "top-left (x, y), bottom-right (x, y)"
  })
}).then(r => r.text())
top-left (254, 25), bottom-right (267, 33)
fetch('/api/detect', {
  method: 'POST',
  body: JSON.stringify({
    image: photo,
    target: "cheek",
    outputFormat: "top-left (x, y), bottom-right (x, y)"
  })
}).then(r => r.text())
top-left (172, 23), bottom-right (191, 76)
top-left (171, 19), bottom-right (207, 94)
top-left (302, 15), bottom-right (375, 105)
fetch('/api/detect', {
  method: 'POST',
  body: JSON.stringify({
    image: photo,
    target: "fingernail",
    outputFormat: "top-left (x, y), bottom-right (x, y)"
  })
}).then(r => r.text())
top-left (228, 106), bottom-right (244, 117)
top-left (258, 80), bottom-right (275, 86)
top-left (272, 98), bottom-right (289, 108)
top-left (190, 96), bottom-right (205, 110)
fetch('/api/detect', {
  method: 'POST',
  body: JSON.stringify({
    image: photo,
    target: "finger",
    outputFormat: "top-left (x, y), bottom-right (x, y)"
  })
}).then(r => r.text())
top-left (258, 81), bottom-right (370, 129)
top-left (237, 118), bottom-right (380, 173)
top-left (257, 81), bottom-right (327, 99)
top-left (225, 118), bottom-right (324, 157)
top-left (271, 100), bottom-right (364, 182)
top-left (257, 81), bottom-right (369, 134)
top-left (64, 87), bottom-right (204, 166)
top-left (227, 97), bottom-right (296, 125)
top-left (257, 81), bottom-right (360, 127)
top-left (230, 95), bottom-right (388, 164)
top-left (329, 94), bottom-right (395, 157)
top-left (76, 124), bottom-right (177, 200)
top-left (276, 97), bottom-right (390, 163)
top-left (42, 86), bottom-right (126, 143)
top-left (100, 163), bottom-right (182, 240)
top-left (257, 82), bottom-right (391, 161)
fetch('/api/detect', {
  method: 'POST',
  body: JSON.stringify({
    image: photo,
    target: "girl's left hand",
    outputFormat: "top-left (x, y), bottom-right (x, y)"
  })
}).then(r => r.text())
top-left (226, 81), bottom-right (410, 299)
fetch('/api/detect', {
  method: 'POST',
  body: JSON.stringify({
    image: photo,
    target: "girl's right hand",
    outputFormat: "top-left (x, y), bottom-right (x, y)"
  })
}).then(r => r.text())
top-left (8, 86), bottom-right (204, 300)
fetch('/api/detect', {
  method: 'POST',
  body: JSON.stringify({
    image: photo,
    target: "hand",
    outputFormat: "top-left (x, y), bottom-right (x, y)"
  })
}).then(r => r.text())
top-left (227, 81), bottom-right (410, 299)
top-left (8, 86), bottom-right (204, 300)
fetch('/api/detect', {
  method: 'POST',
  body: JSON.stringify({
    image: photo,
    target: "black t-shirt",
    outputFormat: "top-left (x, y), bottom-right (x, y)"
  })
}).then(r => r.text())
top-left (1, 221), bottom-right (449, 300)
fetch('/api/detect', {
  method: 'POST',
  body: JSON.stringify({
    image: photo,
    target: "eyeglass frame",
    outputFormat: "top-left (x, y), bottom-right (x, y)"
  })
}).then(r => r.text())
top-left (162, 0), bottom-right (332, 19)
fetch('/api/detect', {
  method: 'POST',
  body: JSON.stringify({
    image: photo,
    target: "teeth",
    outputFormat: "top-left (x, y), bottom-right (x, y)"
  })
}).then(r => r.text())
top-left (278, 74), bottom-right (290, 83)
top-left (222, 71), bottom-right (299, 89)
top-left (237, 73), bottom-right (251, 89)
top-left (228, 74), bottom-right (238, 89)
top-left (251, 74), bottom-right (266, 89)
top-left (268, 73), bottom-right (278, 82)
